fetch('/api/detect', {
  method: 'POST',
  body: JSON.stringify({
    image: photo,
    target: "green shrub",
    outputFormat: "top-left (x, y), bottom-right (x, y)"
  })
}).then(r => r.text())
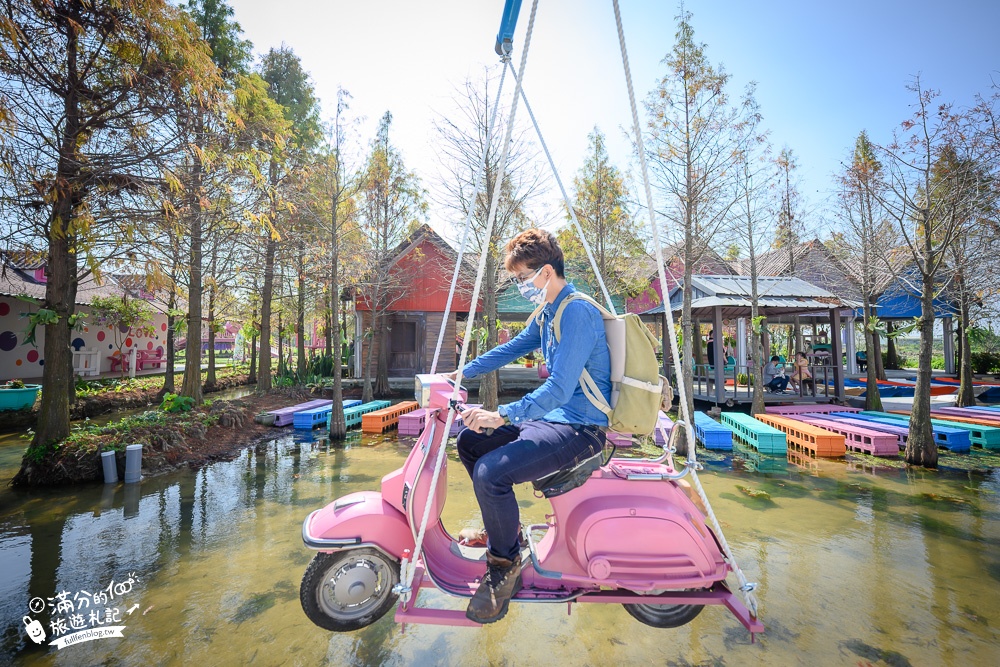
top-left (160, 392), bottom-right (195, 413)
top-left (882, 351), bottom-right (910, 370)
top-left (971, 352), bottom-right (1000, 375)
top-left (307, 353), bottom-right (336, 377)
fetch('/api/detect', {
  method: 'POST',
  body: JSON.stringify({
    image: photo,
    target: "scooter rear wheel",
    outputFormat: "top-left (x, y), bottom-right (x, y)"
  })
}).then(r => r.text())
top-left (622, 600), bottom-right (704, 628)
top-left (300, 548), bottom-right (399, 632)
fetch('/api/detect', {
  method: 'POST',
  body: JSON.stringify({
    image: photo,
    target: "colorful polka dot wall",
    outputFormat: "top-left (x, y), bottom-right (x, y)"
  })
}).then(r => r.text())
top-left (0, 298), bottom-right (169, 380)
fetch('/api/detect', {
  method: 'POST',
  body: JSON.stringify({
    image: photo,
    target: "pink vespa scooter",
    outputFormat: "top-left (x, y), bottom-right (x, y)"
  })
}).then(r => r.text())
top-left (300, 374), bottom-right (763, 636)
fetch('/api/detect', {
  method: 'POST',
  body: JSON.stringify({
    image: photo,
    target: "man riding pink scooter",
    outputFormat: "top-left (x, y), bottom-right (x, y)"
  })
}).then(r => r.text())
top-left (449, 228), bottom-right (612, 624)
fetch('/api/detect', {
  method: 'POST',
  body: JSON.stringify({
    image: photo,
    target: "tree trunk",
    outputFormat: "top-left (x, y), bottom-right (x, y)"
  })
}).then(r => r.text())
top-left (955, 324), bottom-right (963, 379)
top-left (249, 333), bottom-right (258, 384)
top-left (362, 313), bottom-right (376, 403)
top-left (375, 313), bottom-right (391, 397)
top-left (886, 321), bottom-right (899, 370)
top-left (325, 308), bottom-right (333, 357)
top-left (749, 305), bottom-right (765, 416)
top-left (678, 260), bottom-right (694, 457)
top-left (905, 273), bottom-right (938, 467)
top-left (329, 256), bottom-right (345, 440)
top-left (862, 299), bottom-right (883, 411)
top-left (479, 261), bottom-right (500, 410)
top-left (32, 18), bottom-right (82, 448)
top-left (277, 311), bottom-right (284, 377)
top-left (181, 112), bottom-right (205, 404)
top-left (206, 285), bottom-right (216, 390)
top-left (33, 237), bottom-right (76, 448)
top-left (162, 292), bottom-right (177, 396)
top-left (956, 294), bottom-right (975, 407)
top-left (872, 335), bottom-right (886, 380)
top-left (297, 243), bottom-right (307, 381)
top-left (259, 238), bottom-right (276, 391)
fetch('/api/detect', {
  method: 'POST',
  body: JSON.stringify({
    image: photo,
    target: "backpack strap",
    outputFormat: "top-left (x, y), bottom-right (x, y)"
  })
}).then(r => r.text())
top-left (551, 292), bottom-right (613, 416)
top-left (525, 299), bottom-right (546, 328)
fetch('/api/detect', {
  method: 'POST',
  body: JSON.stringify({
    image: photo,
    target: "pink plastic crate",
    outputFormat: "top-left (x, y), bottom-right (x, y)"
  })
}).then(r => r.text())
top-left (398, 408), bottom-right (430, 436)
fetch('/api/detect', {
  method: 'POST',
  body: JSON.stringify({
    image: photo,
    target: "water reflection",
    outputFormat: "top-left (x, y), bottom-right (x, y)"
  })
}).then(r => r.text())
top-left (0, 427), bottom-right (998, 665)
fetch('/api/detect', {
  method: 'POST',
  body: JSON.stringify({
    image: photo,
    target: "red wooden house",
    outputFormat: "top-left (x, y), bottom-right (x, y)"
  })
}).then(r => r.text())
top-left (354, 224), bottom-right (479, 377)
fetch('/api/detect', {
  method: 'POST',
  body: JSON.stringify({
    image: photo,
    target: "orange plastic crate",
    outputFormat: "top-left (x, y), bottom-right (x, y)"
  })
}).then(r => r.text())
top-left (754, 413), bottom-right (846, 457)
top-left (362, 401), bottom-right (419, 433)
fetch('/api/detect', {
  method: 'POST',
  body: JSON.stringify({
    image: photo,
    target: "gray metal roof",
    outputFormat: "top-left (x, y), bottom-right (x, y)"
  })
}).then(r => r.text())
top-left (640, 274), bottom-right (859, 316)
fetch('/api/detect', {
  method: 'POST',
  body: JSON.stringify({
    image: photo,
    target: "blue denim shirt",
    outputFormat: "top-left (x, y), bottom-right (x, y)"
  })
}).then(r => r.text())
top-left (462, 284), bottom-right (612, 427)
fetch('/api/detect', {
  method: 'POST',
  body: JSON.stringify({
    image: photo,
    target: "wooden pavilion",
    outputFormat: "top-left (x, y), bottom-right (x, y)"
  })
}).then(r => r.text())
top-left (643, 275), bottom-right (856, 406)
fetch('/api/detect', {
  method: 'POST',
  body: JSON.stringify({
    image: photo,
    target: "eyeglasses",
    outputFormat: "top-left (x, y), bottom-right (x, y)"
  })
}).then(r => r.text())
top-left (514, 266), bottom-right (543, 285)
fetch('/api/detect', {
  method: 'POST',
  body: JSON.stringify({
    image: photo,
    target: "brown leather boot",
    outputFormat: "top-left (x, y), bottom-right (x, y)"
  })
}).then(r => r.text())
top-left (465, 552), bottom-right (523, 624)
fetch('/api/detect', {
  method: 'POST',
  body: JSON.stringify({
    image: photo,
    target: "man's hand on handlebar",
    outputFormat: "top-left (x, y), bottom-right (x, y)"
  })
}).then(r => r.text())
top-left (461, 407), bottom-right (505, 434)
top-left (442, 370), bottom-right (459, 384)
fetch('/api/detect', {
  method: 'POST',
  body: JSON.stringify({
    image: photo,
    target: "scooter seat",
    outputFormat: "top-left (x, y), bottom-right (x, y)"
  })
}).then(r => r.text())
top-left (532, 451), bottom-right (604, 498)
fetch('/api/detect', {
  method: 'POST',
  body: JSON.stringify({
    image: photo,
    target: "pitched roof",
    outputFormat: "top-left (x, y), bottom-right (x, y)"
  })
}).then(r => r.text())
top-left (0, 259), bottom-right (152, 307)
top-left (736, 239), bottom-right (864, 301)
top-left (387, 223), bottom-right (475, 275)
top-left (641, 274), bottom-right (858, 318)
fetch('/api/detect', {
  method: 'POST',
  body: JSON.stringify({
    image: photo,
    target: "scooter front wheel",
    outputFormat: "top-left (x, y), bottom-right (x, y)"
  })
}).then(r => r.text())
top-left (300, 548), bottom-right (399, 632)
top-left (622, 600), bottom-right (704, 629)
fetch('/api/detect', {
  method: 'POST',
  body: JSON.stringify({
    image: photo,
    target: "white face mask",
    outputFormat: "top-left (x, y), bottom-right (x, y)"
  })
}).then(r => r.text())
top-left (516, 267), bottom-right (549, 305)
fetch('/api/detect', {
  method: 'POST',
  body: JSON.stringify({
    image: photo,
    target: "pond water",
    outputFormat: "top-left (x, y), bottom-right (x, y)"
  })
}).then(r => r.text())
top-left (1, 424), bottom-right (999, 666)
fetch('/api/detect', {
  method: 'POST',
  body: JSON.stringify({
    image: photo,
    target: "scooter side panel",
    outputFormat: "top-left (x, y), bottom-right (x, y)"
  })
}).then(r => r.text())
top-left (537, 475), bottom-right (727, 589)
top-left (304, 491), bottom-right (414, 559)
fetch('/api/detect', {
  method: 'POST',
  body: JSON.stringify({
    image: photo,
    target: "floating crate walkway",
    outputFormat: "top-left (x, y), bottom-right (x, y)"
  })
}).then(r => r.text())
top-left (693, 412), bottom-right (733, 451)
top-left (966, 405), bottom-right (1000, 414)
top-left (329, 400), bottom-right (392, 430)
top-left (398, 404), bottom-right (483, 437)
top-left (720, 413), bottom-right (787, 455)
top-left (933, 407), bottom-right (1000, 426)
top-left (362, 401), bottom-right (419, 433)
top-left (268, 399), bottom-right (331, 427)
top-left (293, 399), bottom-right (362, 429)
top-left (844, 412), bottom-right (971, 452)
top-left (882, 411), bottom-right (1000, 450)
top-left (927, 411), bottom-right (1000, 428)
top-left (765, 405), bottom-right (861, 416)
top-left (822, 413), bottom-right (912, 447)
top-left (754, 413), bottom-right (847, 457)
top-left (791, 414), bottom-right (898, 456)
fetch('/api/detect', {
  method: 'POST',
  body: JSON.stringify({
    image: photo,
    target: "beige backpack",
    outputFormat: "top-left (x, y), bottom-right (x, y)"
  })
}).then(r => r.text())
top-left (535, 293), bottom-right (669, 435)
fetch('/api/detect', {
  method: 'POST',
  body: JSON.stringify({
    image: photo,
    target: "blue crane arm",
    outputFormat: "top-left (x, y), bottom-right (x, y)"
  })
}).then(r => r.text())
top-left (495, 0), bottom-right (523, 56)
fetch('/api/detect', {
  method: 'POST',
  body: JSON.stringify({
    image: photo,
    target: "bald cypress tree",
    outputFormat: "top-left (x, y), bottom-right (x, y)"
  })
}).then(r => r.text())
top-left (0, 0), bottom-right (220, 454)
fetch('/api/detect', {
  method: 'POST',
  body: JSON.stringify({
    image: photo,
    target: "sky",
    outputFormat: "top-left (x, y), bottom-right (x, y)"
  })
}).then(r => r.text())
top-left (229, 0), bottom-right (1000, 243)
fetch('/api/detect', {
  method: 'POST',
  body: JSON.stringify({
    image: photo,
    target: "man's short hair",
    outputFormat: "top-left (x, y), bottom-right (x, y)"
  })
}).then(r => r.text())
top-left (504, 228), bottom-right (565, 277)
top-left (770, 355), bottom-right (780, 362)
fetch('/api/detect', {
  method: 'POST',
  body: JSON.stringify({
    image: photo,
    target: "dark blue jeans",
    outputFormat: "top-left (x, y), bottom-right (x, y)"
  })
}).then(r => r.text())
top-left (456, 421), bottom-right (605, 561)
top-left (767, 376), bottom-right (789, 392)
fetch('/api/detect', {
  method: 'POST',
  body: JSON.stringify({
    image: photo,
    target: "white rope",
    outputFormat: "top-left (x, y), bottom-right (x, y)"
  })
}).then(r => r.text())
top-left (504, 60), bottom-right (617, 315)
top-left (430, 62), bottom-right (511, 373)
top-left (399, 0), bottom-right (540, 601)
top-left (611, 0), bottom-right (759, 617)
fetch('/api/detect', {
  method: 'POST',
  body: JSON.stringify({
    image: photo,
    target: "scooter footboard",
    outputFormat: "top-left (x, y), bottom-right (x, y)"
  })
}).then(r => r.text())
top-left (302, 491), bottom-right (414, 560)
